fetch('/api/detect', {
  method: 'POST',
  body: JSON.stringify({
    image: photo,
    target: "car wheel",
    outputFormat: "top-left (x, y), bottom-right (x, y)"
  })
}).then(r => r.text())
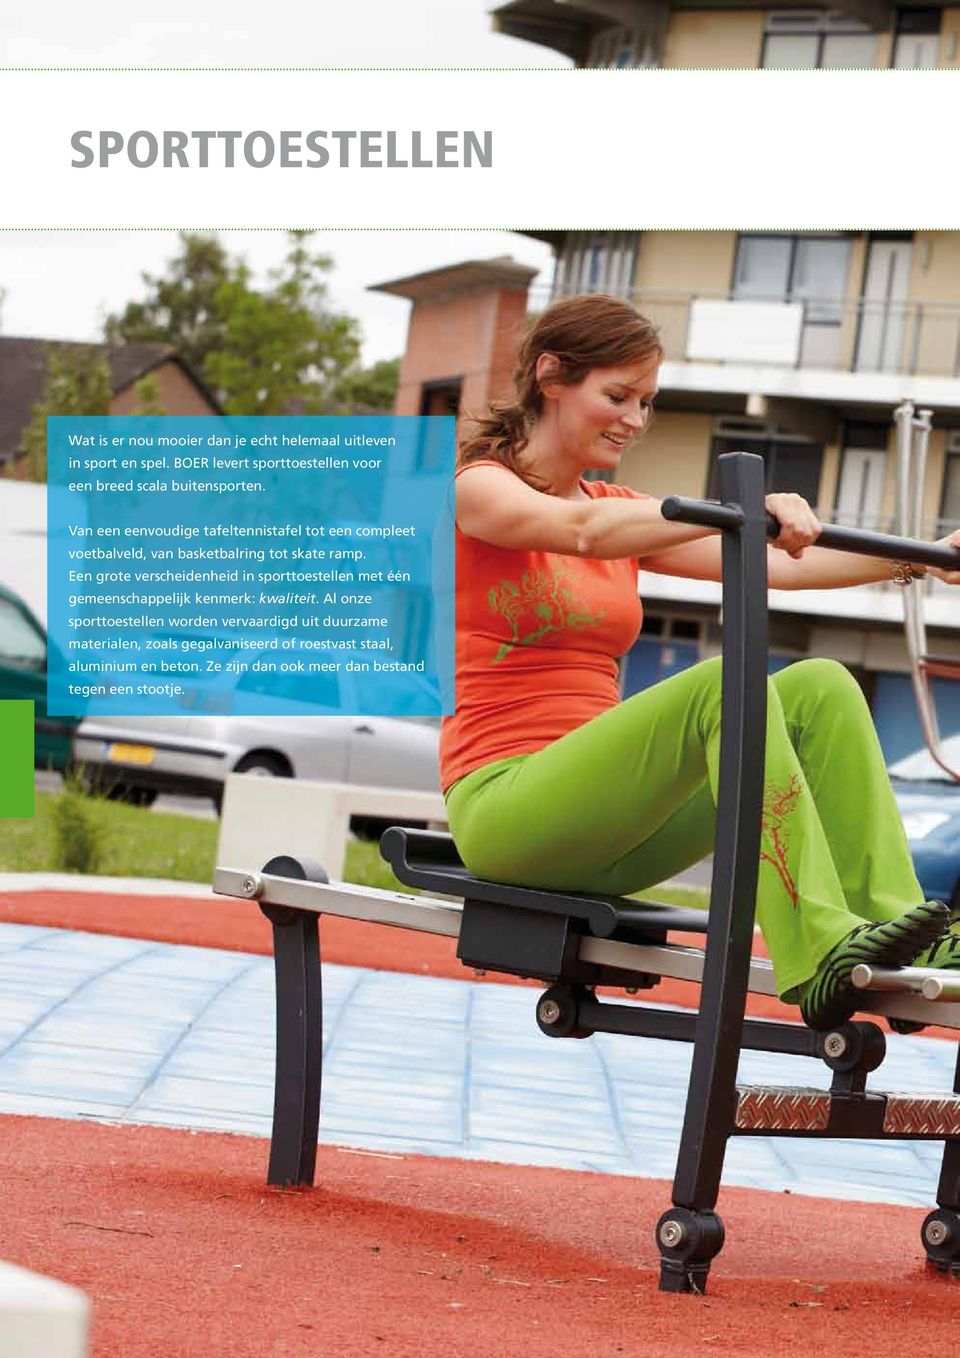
top-left (233, 753), bottom-right (291, 779)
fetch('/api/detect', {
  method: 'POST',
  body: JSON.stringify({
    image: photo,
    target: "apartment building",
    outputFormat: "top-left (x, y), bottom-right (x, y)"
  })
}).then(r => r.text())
top-left (491, 3), bottom-right (959, 70)
top-left (375, 227), bottom-right (960, 758)
top-left (372, 7), bottom-right (960, 758)
top-left (536, 227), bottom-right (960, 753)
top-left (486, 2), bottom-right (960, 757)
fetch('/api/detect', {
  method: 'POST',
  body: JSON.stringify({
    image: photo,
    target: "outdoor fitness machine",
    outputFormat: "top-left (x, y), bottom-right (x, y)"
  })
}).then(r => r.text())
top-left (894, 400), bottom-right (960, 783)
top-left (213, 452), bottom-right (960, 1294)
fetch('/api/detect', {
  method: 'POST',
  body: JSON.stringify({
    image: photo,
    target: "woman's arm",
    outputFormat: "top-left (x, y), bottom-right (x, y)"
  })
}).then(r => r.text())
top-left (456, 466), bottom-right (818, 561)
top-left (639, 492), bottom-right (828, 585)
top-left (642, 532), bottom-right (915, 590)
top-left (642, 516), bottom-right (960, 590)
top-left (777, 527), bottom-right (960, 590)
top-left (456, 463), bottom-right (717, 559)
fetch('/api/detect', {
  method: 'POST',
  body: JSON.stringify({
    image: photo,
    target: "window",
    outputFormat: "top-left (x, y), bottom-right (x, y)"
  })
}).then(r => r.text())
top-left (854, 235), bottom-right (914, 373)
top-left (733, 235), bottom-right (851, 324)
top-left (419, 380), bottom-right (460, 419)
top-left (892, 8), bottom-right (941, 67)
top-left (0, 596), bottom-right (47, 669)
top-left (709, 431), bottom-right (823, 508)
top-left (642, 614), bottom-right (704, 641)
top-left (835, 421), bottom-right (889, 529)
top-left (554, 233), bottom-right (640, 299)
top-left (589, 26), bottom-right (639, 67)
top-left (762, 11), bottom-right (878, 68)
top-left (733, 236), bottom-right (792, 300)
top-left (588, 24), bottom-right (662, 68)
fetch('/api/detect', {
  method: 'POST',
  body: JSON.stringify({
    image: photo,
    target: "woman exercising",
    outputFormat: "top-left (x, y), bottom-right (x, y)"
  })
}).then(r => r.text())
top-left (440, 293), bottom-right (960, 1031)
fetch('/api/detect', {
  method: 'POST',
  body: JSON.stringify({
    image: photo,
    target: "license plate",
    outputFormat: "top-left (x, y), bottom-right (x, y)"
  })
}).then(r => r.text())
top-left (105, 742), bottom-right (156, 766)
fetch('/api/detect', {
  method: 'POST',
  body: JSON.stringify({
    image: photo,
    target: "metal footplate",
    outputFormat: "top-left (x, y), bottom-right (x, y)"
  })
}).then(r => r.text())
top-left (734, 1085), bottom-right (960, 1138)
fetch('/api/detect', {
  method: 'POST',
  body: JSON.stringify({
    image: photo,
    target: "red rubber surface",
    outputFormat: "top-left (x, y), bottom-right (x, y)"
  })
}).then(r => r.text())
top-left (2, 891), bottom-right (959, 1353)
top-left (2, 1116), bottom-right (957, 1358)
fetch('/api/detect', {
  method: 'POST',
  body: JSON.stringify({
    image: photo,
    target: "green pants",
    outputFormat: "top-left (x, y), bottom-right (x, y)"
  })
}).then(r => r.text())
top-left (445, 657), bottom-right (924, 998)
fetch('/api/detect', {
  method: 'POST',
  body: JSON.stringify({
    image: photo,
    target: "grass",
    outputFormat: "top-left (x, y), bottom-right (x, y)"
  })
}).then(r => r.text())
top-left (0, 789), bottom-right (711, 908)
top-left (0, 791), bottom-right (420, 892)
top-left (0, 791), bottom-right (220, 882)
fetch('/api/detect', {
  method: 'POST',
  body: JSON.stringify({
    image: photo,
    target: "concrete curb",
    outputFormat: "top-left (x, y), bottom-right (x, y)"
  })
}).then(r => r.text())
top-left (0, 873), bottom-right (216, 898)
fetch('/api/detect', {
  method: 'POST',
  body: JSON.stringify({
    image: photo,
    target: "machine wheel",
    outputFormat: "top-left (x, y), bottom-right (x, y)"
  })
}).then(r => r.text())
top-left (656, 1207), bottom-right (725, 1294)
top-left (535, 984), bottom-right (592, 1039)
top-left (921, 1208), bottom-right (960, 1274)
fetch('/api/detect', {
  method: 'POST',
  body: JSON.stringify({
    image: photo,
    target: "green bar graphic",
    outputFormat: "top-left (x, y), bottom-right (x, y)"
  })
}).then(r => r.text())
top-left (0, 700), bottom-right (35, 818)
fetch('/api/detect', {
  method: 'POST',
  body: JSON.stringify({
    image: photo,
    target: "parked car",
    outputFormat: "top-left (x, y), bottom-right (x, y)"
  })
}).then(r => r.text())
top-left (0, 573), bottom-right (441, 825)
top-left (1, 485), bottom-right (441, 822)
top-left (0, 579), bottom-right (78, 773)
top-left (72, 707), bottom-right (441, 825)
top-left (889, 735), bottom-right (960, 910)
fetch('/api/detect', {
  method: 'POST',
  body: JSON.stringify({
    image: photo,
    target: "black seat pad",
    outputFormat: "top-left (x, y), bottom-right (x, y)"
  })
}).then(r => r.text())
top-left (379, 826), bottom-right (708, 942)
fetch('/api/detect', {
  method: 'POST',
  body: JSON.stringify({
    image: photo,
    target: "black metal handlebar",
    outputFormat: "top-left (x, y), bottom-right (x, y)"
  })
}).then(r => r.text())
top-left (662, 494), bottom-right (960, 572)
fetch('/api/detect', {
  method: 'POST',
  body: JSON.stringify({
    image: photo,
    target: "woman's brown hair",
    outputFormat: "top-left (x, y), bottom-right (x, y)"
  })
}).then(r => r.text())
top-left (458, 293), bottom-right (662, 481)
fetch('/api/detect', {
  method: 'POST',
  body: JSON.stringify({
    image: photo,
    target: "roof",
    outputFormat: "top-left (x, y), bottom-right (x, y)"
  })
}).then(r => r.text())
top-left (0, 337), bottom-right (219, 462)
top-left (489, 0), bottom-right (937, 62)
top-left (369, 256), bottom-right (539, 303)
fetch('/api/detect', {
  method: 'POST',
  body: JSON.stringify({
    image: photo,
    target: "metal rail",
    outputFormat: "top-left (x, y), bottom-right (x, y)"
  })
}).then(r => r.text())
top-left (212, 865), bottom-right (960, 1028)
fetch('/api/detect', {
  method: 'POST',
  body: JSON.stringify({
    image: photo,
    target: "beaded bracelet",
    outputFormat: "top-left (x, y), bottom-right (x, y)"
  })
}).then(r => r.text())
top-left (890, 562), bottom-right (927, 586)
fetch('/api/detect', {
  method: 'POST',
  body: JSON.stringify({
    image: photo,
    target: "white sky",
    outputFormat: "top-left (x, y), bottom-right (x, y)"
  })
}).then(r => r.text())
top-left (0, 231), bottom-right (556, 366)
top-left (1, 1), bottom-right (566, 365)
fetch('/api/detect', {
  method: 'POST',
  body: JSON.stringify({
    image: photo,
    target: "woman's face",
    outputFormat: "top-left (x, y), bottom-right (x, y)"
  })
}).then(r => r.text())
top-left (541, 353), bottom-right (660, 470)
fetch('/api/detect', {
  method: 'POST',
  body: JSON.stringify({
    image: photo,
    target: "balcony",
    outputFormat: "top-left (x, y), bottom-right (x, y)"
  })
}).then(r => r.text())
top-left (532, 279), bottom-right (960, 396)
top-left (540, 286), bottom-right (960, 381)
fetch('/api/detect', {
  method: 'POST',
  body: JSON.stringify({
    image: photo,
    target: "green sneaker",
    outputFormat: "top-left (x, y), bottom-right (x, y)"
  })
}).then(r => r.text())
top-left (798, 900), bottom-right (950, 1031)
top-left (913, 926), bottom-right (960, 972)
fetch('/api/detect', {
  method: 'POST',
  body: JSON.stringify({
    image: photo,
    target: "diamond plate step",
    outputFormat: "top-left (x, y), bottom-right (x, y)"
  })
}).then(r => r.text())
top-left (735, 1085), bottom-right (831, 1132)
top-left (734, 1085), bottom-right (960, 1137)
top-left (883, 1094), bottom-right (960, 1136)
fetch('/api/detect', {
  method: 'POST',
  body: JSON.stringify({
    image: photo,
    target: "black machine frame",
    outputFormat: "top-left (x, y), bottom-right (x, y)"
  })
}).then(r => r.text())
top-left (213, 451), bottom-right (960, 1294)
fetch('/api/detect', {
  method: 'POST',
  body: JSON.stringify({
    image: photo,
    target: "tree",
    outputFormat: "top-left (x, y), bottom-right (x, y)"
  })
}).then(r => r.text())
top-left (106, 232), bottom-right (363, 415)
top-left (104, 234), bottom-right (232, 375)
top-left (333, 357), bottom-right (400, 413)
top-left (16, 346), bottom-right (112, 481)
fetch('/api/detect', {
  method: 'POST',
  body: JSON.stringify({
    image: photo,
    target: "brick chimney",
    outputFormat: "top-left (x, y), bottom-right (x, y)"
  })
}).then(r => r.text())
top-left (369, 256), bottom-right (538, 424)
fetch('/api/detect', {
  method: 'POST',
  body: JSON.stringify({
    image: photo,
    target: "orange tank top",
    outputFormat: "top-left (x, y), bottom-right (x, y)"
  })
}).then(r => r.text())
top-left (440, 464), bottom-right (648, 793)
